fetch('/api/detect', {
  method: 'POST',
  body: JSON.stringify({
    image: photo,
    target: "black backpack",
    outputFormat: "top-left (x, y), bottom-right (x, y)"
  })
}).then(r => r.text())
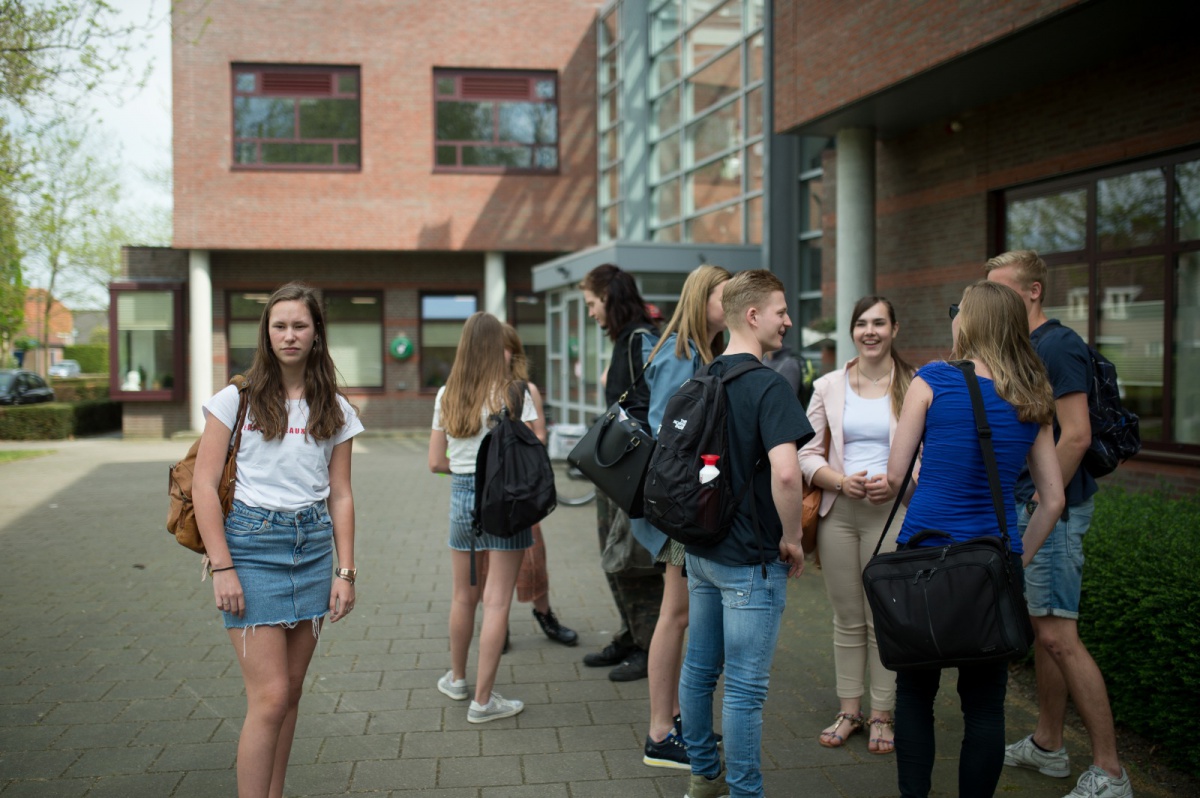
top-left (642, 359), bottom-right (766, 547)
top-left (473, 382), bottom-right (557, 539)
top-left (1082, 346), bottom-right (1141, 478)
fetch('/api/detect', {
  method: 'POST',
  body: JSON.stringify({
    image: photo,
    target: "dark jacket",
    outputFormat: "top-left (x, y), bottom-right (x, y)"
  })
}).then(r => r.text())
top-left (606, 321), bottom-right (655, 424)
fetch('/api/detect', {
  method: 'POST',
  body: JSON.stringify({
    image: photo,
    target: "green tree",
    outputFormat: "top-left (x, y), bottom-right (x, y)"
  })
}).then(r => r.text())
top-left (0, 176), bottom-right (24, 367)
top-left (19, 121), bottom-right (123, 362)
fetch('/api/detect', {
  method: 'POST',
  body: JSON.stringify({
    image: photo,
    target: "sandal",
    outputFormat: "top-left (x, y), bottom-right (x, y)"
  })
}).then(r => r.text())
top-left (818, 711), bottom-right (864, 748)
top-left (868, 716), bottom-right (895, 755)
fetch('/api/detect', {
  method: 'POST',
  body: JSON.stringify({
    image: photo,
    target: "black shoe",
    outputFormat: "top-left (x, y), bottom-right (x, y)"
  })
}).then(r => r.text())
top-left (533, 608), bottom-right (578, 647)
top-left (584, 641), bottom-right (635, 668)
top-left (643, 730), bottom-right (691, 770)
top-left (675, 713), bottom-right (722, 746)
top-left (608, 648), bottom-right (649, 682)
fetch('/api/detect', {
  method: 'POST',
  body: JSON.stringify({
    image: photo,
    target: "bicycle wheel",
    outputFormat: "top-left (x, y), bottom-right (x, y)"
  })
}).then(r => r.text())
top-left (551, 458), bottom-right (596, 506)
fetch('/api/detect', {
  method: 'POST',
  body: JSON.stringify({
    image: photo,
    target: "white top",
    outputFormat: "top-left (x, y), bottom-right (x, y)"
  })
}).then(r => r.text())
top-left (204, 385), bottom-right (364, 511)
top-left (842, 373), bottom-right (892, 478)
top-left (432, 385), bottom-right (538, 474)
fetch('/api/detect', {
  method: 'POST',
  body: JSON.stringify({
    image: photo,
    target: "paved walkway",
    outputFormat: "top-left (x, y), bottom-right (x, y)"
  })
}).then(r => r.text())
top-left (0, 437), bottom-right (1158, 796)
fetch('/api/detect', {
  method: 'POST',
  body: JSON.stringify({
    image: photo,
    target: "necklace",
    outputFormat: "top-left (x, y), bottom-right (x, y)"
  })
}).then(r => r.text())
top-left (857, 362), bottom-right (893, 392)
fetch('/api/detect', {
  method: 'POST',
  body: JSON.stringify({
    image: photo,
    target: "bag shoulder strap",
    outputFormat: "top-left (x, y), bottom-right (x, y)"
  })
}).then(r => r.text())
top-left (870, 360), bottom-right (1008, 555)
top-left (229, 376), bottom-right (250, 455)
top-left (619, 328), bottom-right (655, 403)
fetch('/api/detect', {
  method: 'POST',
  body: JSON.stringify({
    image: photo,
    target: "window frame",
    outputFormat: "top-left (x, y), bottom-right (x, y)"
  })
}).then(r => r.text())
top-left (996, 146), bottom-right (1200, 460)
top-left (432, 68), bottom-right (560, 175)
top-left (418, 291), bottom-right (480, 393)
top-left (231, 63), bottom-right (361, 172)
top-left (323, 289), bottom-right (385, 392)
top-left (108, 282), bottom-right (186, 403)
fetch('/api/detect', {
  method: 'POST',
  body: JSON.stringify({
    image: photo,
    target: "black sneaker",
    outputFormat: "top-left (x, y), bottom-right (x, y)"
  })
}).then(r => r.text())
top-left (675, 714), bottom-right (722, 746)
top-left (608, 648), bottom-right (649, 682)
top-left (533, 608), bottom-right (578, 647)
top-left (584, 641), bottom-right (635, 668)
top-left (643, 730), bottom-right (690, 770)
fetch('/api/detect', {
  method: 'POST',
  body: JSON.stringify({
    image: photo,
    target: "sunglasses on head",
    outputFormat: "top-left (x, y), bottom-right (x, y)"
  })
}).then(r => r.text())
top-left (949, 304), bottom-right (960, 320)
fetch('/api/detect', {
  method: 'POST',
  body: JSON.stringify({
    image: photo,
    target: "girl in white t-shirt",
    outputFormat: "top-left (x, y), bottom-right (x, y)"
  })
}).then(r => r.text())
top-left (194, 282), bottom-right (363, 796)
top-left (428, 312), bottom-right (534, 723)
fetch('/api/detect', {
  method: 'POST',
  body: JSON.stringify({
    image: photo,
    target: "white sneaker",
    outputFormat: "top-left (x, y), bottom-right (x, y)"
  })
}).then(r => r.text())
top-left (467, 692), bottom-right (524, 723)
top-left (436, 670), bottom-right (468, 701)
top-left (1005, 734), bottom-right (1071, 778)
top-left (1065, 766), bottom-right (1133, 798)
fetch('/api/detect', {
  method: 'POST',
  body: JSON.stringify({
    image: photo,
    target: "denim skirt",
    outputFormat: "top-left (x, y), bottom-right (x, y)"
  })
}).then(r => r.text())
top-left (448, 473), bottom-right (532, 551)
top-left (221, 499), bottom-right (333, 629)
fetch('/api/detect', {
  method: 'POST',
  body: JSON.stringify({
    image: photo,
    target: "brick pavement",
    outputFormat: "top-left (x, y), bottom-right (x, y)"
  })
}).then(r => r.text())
top-left (0, 437), bottom-right (1150, 797)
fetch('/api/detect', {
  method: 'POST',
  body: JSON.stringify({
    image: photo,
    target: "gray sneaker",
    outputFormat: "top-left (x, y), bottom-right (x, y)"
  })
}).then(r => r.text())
top-left (436, 670), bottom-right (468, 701)
top-left (684, 769), bottom-right (729, 798)
top-left (1065, 766), bottom-right (1133, 798)
top-left (1005, 734), bottom-right (1070, 778)
top-left (467, 692), bottom-right (524, 723)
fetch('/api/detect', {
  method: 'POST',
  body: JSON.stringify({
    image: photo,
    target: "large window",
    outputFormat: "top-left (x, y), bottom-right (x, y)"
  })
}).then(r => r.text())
top-left (420, 294), bottom-right (477, 389)
top-left (232, 65), bottom-right (360, 170)
top-left (644, 0), bottom-right (766, 244)
top-left (325, 292), bottom-right (383, 389)
top-left (1000, 148), bottom-right (1200, 455)
top-left (110, 284), bottom-right (184, 401)
top-left (433, 69), bottom-right (558, 173)
top-left (598, 7), bottom-right (622, 241)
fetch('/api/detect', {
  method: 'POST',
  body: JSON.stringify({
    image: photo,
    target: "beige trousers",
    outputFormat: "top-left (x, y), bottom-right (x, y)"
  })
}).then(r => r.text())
top-left (817, 494), bottom-right (903, 711)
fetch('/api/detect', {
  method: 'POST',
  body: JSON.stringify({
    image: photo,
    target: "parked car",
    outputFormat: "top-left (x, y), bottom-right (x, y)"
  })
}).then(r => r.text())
top-left (48, 359), bottom-right (82, 378)
top-left (0, 370), bottom-right (56, 405)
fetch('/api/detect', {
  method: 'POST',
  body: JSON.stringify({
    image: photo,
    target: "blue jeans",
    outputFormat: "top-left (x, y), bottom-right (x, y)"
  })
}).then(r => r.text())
top-left (1018, 497), bottom-right (1093, 619)
top-left (679, 554), bottom-right (789, 798)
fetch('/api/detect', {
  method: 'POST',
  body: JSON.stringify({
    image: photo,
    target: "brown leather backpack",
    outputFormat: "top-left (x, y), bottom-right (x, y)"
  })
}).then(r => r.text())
top-left (166, 376), bottom-right (249, 553)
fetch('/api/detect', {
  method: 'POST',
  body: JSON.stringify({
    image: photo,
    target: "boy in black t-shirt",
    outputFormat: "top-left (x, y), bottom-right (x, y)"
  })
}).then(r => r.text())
top-left (677, 270), bottom-right (813, 798)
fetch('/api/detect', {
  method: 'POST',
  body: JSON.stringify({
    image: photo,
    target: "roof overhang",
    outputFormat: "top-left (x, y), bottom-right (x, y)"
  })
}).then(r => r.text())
top-left (783, 0), bottom-right (1187, 140)
top-left (532, 241), bottom-right (762, 293)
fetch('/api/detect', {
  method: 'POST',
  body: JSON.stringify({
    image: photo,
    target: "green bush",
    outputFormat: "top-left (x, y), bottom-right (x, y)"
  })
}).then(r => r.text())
top-left (1080, 487), bottom-right (1200, 776)
top-left (49, 377), bottom-right (110, 402)
top-left (0, 400), bottom-right (121, 439)
top-left (71, 399), bottom-right (121, 436)
top-left (0, 403), bottom-right (73, 439)
top-left (62, 344), bottom-right (108, 374)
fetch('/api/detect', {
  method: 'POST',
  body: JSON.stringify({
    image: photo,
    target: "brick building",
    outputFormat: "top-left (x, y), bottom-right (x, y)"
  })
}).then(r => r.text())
top-left (116, 0), bottom-right (1196, 485)
top-left (19, 288), bottom-right (74, 373)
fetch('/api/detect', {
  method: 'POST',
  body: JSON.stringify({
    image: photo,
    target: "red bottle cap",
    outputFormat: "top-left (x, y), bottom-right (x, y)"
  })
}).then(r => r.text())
top-left (701, 455), bottom-right (719, 467)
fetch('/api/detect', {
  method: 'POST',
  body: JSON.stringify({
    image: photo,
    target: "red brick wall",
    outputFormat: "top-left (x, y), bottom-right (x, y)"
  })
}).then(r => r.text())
top-left (172, 0), bottom-right (601, 253)
top-left (774, 0), bottom-right (1083, 132)
top-left (814, 41), bottom-right (1200, 480)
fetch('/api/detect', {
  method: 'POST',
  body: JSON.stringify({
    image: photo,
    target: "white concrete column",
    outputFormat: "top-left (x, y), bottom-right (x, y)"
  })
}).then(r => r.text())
top-left (484, 251), bottom-right (507, 322)
top-left (188, 250), bottom-right (213, 433)
top-left (834, 127), bottom-right (876, 366)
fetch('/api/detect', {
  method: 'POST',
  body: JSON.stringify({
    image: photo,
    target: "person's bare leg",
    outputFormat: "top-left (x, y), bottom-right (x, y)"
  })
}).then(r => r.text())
top-left (230, 626), bottom-right (290, 798)
top-left (265, 622), bottom-right (321, 798)
top-left (648, 565), bottom-right (689, 741)
top-left (449, 550), bottom-right (482, 680)
top-left (474, 549), bottom-right (525, 702)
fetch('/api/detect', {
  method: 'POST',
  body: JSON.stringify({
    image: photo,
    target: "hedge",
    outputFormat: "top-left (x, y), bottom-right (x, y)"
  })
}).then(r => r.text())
top-left (48, 377), bottom-right (110, 402)
top-left (1080, 487), bottom-right (1200, 776)
top-left (0, 400), bottom-right (122, 439)
top-left (62, 344), bottom-right (108, 374)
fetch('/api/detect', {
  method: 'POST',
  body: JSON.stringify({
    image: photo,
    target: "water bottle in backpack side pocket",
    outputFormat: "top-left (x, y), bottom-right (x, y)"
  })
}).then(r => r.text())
top-left (697, 455), bottom-right (721, 532)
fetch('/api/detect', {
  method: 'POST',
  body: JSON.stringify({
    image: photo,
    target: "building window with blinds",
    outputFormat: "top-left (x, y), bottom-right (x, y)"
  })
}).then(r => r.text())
top-left (110, 284), bottom-right (184, 401)
top-left (324, 292), bottom-right (383, 389)
top-left (420, 294), bottom-right (478, 389)
top-left (433, 69), bottom-right (559, 173)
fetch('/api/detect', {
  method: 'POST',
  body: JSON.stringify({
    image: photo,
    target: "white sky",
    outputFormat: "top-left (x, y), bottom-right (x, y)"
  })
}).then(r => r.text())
top-left (89, 0), bottom-right (173, 213)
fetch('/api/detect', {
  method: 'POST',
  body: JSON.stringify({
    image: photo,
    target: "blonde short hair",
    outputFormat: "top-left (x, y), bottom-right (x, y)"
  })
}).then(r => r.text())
top-left (984, 250), bottom-right (1047, 293)
top-left (721, 270), bottom-right (785, 330)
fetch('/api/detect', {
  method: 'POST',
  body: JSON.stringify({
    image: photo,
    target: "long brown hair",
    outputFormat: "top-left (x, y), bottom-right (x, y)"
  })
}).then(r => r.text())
top-left (952, 281), bottom-right (1055, 425)
top-left (502, 323), bottom-right (530, 382)
top-left (579, 263), bottom-right (654, 341)
top-left (850, 295), bottom-right (914, 420)
top-left (245, 282), bottom-right (349, 441)
top-left (647, 264), bottom-right (731, 365)
top-left (440, 312), bottom-right (514, 438)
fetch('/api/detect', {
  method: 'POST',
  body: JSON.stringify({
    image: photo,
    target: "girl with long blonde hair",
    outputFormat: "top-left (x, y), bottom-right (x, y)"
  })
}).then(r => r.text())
top-left (428, 312), bottom-right (537, 723)
top-left (630, 263), bottom-right (732, 770)
top-left (886, 280), bottom-right (1063, 797)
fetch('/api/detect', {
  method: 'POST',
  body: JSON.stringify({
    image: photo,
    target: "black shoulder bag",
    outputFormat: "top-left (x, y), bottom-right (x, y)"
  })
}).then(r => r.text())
top-left (861, 360), bottom-right (1034, 671)
top-left (568, 328), bottom-right (656, 517)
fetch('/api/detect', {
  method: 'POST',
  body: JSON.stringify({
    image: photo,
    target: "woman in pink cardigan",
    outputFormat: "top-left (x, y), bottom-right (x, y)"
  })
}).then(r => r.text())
top-left (799, 295), bottom-right (915, 755)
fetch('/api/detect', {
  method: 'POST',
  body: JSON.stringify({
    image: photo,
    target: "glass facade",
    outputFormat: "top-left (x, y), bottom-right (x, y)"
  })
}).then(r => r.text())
top-left (598, 6), bottom-right (622, 242)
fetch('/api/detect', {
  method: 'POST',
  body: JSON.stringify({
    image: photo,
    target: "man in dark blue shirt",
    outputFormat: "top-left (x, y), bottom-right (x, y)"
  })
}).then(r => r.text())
top-left (987, 251), bottom-right (1131, 798)
top-left (678, 270), bottom-right (813, 798)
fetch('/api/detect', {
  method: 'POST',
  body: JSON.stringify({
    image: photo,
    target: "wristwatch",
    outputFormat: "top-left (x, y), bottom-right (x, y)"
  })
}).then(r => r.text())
top-left (335, 567), bottom-right (357, 585)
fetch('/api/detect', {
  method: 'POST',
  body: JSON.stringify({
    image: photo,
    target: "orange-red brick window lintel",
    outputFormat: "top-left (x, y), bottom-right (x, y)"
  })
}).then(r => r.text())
top-left (232, 64), bottom-right (361, 171)
top-left (433, 68), bottom-right (559, 174)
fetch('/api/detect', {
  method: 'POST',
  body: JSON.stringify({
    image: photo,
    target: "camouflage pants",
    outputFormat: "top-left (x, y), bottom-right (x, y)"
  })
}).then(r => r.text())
top-left (595, 493), bottom-right (663, 651)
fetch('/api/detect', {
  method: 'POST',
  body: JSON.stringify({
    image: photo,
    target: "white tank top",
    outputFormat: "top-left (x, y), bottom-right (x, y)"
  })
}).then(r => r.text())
top-left (842, 372), bottom-right (892, 477)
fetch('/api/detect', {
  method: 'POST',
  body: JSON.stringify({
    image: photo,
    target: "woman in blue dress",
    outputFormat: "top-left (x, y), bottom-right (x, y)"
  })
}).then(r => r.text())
top-left (885, 281), bottom-right (1065, 797)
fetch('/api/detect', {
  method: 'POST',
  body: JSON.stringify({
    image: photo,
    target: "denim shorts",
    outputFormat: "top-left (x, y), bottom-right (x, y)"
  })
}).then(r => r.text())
top-left (222, 499), bottom-right (333, 629)
top-left (1017, 497), bottom-right (1093, 619)
top-left (448, 473), bottom-right (532, 551)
